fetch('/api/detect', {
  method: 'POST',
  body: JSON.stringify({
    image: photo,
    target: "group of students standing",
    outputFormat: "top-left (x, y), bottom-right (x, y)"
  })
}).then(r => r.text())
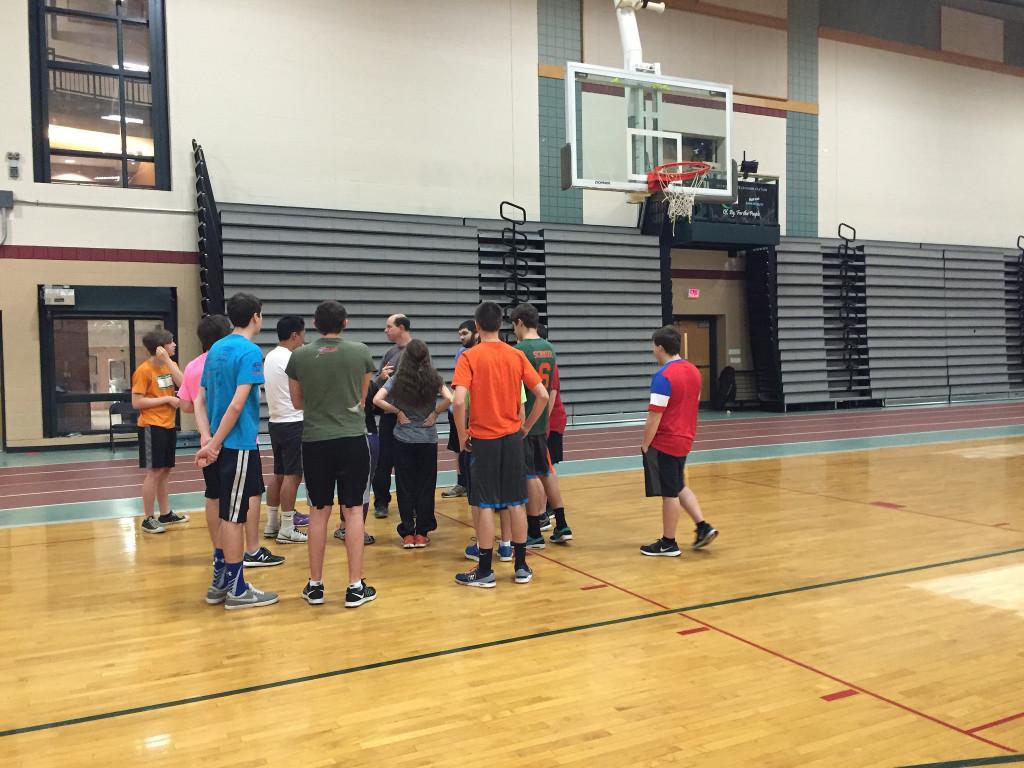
top-left (128, 292), bottom-right (718, 610)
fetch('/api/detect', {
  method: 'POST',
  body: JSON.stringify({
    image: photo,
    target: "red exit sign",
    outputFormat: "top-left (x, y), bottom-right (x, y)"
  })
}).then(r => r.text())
top-left (688, 288), bottom-right (700, 299)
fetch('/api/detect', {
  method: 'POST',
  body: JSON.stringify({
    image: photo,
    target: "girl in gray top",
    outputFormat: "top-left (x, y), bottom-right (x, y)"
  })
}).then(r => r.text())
top-left (373, 339), bottom-right (452, 547)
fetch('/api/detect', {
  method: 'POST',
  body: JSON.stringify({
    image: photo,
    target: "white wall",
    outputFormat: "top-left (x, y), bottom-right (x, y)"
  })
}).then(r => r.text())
top-left (818, 39), bottom-right (1024, 247)
top-left (0, 0), bottom-right (539, 251)
top-left (582, 0), bottom-right (788, 98)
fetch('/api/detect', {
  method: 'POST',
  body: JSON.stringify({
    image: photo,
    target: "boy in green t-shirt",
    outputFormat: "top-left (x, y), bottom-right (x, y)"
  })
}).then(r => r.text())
top-left (511, 304), bottom-right (573, 547)
top-left (286, 301), bottom-right (377, 609)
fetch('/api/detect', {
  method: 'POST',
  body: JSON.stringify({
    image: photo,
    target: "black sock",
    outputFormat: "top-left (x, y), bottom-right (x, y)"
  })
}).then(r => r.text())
top-left (478, 548), bottom-right (493, 574)
top-left (553, 507), bottom-right (567, 528)
top-left (545, 502), bottom-right (552, 515)
top-left (527, 515), bottom-right (541, 539)
top-left (661, 536), bottom-right (676, 545)
top-left (513, 542), bottom-right (527, 569)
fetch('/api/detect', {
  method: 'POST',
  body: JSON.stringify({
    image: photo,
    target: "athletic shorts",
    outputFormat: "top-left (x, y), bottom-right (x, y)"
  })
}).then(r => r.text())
top-left (138, 425), bottom-right (176, 469)
top-left (468, 433), bottom-right (527, 509)
top-left (523, 433), bottom-right (552, 479)
top-left (643, 447), bottom-right (686, 499)
top-left (302, 436), bottom-right (371, 509)
top-left (547, 431), bottom-right (564, 465)
top-left (269, 420), bottom-right (303, 476)
top-left (202, 448), bottom-right (265, 523)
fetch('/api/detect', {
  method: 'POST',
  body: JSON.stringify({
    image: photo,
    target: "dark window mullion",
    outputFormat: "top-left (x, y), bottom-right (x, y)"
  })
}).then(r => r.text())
top-left (44, 7), bottom-right (119, 23)
top-left (50, 148), bottom-right (154, 162)
top-left (47, 60), bottom-right (150, 81)
top-left (116, 15), bottom-right (128, 187)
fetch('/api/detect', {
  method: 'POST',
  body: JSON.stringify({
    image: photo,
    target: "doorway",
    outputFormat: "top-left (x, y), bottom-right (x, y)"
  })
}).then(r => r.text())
top-left (674, 316), bottom-right (716, 403)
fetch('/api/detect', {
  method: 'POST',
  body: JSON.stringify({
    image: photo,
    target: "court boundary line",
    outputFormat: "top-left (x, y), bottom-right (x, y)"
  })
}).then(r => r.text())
top-left (899, 755), bottom-right (1024, 767)
top-left (2, 544), bottom-right (1022, 740)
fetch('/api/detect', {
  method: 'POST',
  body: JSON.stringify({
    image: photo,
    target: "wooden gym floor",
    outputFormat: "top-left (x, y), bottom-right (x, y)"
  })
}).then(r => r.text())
top-left (2, 409), bottom-right (1024, 767)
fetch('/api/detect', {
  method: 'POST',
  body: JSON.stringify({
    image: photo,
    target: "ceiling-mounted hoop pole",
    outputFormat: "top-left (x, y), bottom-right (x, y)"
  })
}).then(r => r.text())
top-left (614, 0), bottom-right (665, 73)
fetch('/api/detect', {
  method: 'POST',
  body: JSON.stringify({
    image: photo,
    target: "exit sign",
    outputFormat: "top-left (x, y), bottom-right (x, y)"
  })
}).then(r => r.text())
top-left (688, 288), bottom-right (700, 299)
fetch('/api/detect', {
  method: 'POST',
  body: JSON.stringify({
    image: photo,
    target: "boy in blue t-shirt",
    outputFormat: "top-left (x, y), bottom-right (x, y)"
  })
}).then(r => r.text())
top-left (194, 293), bottom-right (279, 610)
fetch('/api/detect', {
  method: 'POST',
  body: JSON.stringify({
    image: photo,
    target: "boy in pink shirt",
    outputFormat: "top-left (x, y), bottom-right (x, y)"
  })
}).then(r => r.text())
top-left (178, 315), bottom-right (231, 557)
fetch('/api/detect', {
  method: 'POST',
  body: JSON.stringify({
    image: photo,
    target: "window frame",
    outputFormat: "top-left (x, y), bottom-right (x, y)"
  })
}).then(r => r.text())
top-left (28, 0), bottom-right (171, 190)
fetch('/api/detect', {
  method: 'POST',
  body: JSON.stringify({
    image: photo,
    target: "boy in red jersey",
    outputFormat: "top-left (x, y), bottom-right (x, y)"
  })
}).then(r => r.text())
top-left (639, 325), bottom-right (718, 557)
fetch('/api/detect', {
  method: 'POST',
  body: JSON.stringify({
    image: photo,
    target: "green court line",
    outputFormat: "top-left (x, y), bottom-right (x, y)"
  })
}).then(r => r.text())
top-left (2, 543), bottom-right (1021, 739)
top-left (3, 424), bottom-right (1024, 529)
top-left (899, 755), bottom-right (1024, 767)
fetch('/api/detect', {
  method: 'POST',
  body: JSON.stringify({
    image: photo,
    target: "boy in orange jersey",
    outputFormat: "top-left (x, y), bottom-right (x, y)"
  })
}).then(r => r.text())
top-left (451, 302), bottom-right (548, 587)
top-left (132, 328), bottom-right (188, 534)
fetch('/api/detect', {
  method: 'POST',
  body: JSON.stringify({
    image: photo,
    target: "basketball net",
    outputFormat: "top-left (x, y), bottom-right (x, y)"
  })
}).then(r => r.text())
top-left (663, 173), bottom-right (709, 232)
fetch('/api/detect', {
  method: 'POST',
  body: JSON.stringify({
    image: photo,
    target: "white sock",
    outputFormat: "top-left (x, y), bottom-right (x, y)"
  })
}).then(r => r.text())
top-left (267, 506), bottom-right (280, 528)
top-left (309, 579), bottom-right (322, 587)
top-left (246, 548), bottom-right (260, 557)
top-left (500, 540), bottom-right (511, 549)
top-left (280, 510), bottom-right (294, 532)
top-left (349, 580), bottom-right (363, 590)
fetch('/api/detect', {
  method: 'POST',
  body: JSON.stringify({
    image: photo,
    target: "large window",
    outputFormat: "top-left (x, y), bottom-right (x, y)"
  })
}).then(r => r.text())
top-left (29, 0), bottom-right (170, 189)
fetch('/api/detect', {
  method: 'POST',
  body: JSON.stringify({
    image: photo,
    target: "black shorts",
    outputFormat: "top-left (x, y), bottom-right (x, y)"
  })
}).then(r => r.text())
top-left (468, 433), bottom-right (527, 509)
top-left (138, 425), bottom-right (176, 469)
top-left (643, 447), bottom-right (686, 498)
top-left (269, 420), bottom-right (303, 476)
top-left (547, 431), bottom-right (563, 465)
top-left (302, 436), bottom-right (371, 509)
top-left (523, 433), bottom-right (552, 479)
top-left (202, 448), bottom-right (265, 523)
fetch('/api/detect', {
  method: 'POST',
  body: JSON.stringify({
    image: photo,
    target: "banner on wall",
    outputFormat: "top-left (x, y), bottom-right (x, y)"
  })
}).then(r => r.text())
top-left (694, 181), bottom-right (778, 226)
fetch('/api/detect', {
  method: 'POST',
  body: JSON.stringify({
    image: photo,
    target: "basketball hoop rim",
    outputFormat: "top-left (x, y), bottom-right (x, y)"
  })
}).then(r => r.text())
top-left (647, 161), bottom-right (712, 192)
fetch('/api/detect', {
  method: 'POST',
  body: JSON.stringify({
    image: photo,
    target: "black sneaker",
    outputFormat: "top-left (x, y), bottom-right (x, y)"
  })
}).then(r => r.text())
top-left (158, 511), bottom-right (190, 526)
top-left (244, 547), bottom-right (285, 567)
top-left (345, 580), bottom-right (377, 608)
top-left (140, 517), bottom-right (165, 534)
top-left (640, 538), bottom-right (681, 557)
top-left (302, 581), bottom-right (325, 605)
top-left (538, 511), bottom-right (552, 531)
top-left (693, 522), bottom-right (719, 550)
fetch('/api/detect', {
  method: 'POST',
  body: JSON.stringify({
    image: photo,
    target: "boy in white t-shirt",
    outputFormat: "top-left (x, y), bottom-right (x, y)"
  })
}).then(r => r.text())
top-left (263, 316), bottom-right (308, 544)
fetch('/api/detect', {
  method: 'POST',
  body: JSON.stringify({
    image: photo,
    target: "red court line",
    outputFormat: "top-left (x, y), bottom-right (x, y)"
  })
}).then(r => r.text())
top-left (677, 627), bottom-right (710, 636)
top-left (969, 711), bottom-right (1024, 734)
top-left (822, 689), bottom-right (859, 702)
top-left (580, 584), bottom-right (608, 591)
top-left (467, 517), bottom-right (1019, 754)
top-left (871, 502), bottom-right (906, 510)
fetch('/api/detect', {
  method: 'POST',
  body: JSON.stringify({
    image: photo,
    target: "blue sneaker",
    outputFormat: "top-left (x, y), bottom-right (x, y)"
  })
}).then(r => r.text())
top-left (514, 564), bottom-right (533, 584)
top-left (550, 526), bottom-right (573, 544)
top-left (464, 542), bottom-right (480, 562)
top-left (496, 543), bottom-right (513, 562)
top-left (525, 535), bottom-right (546, 550)
top-left (455, 568), bottom-right (496, 588)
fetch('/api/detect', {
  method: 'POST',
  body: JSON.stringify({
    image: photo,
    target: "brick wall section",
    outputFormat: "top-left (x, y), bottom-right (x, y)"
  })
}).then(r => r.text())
top-left (786, 0), bottom-right (819, 237)
top-left (538, 0), bottom-right (583, 223)
top-left (0, 246), bottom-right (198, 264)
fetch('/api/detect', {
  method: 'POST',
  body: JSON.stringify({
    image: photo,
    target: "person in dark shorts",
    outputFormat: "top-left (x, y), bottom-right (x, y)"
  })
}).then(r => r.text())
top-left (442, 319), bottom-right (477, 498)
top-left (263, 315), bottom-right (308, 545)
top-left (639, 325), bottom-right (718, 557)
top-left (286, 300), bottom-right (378, 608)
top-left (511, 304), bottom-right (573, 547)
top-left (373, 339), bottom-right (452, 547)
top-left (451, 301), bottom-right (548, 588)
top-left (194, 293), bottom-right (279, 610)
top-left (132, 328), bottom-right (187, 534)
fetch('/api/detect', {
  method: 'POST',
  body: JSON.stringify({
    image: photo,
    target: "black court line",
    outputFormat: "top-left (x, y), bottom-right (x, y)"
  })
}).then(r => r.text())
top-left (3, 544), bottom-right (1023, 739)
top-left (900, 755), bottom-right (1024, 767)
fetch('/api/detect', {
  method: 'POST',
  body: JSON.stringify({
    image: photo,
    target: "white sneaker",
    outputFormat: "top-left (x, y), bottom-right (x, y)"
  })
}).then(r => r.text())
top-left (263, 525), bottom-right (279, 539)
top-left (276, 527), bottom-right (308, 544)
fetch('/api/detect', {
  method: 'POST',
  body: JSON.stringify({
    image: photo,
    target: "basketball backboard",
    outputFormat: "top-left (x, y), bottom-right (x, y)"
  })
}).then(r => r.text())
top-left (562, 62), bottom-right (735, 202)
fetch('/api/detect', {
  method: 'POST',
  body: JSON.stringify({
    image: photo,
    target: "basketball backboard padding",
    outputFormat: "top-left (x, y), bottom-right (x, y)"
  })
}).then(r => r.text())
top-left (565, 62), bottom-right (734, 202)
